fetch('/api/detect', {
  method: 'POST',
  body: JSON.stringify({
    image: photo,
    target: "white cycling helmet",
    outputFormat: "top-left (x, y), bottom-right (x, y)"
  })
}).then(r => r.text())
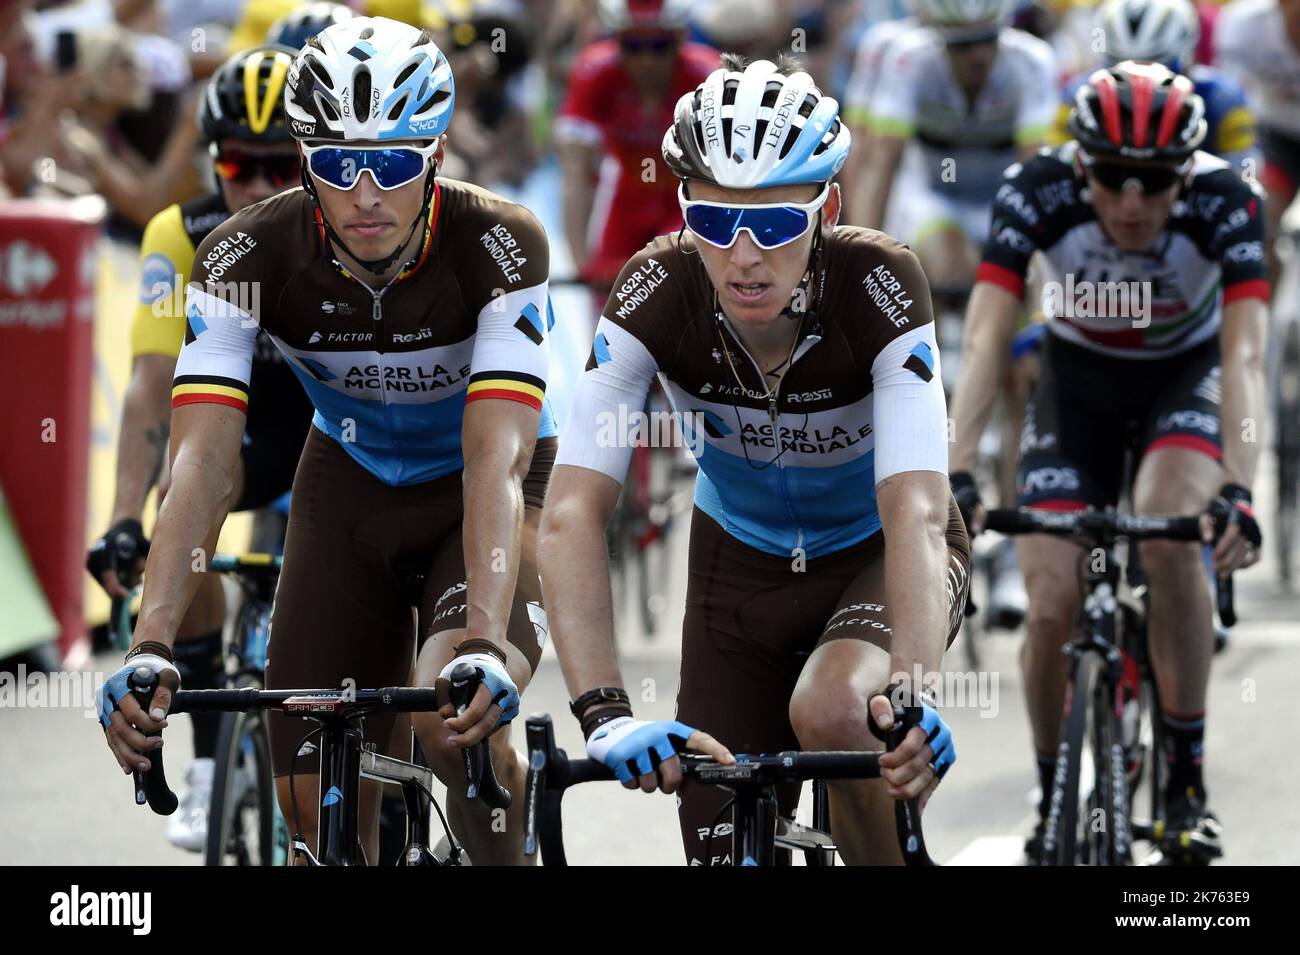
top-left (1095, 0), bottom-right (1200, 72)
top-left (913, 0), bottom-right (1013, 30)
top-left (284, 16), bottom-right (454, 143)
top-left (662, 58), bottom-right (852, 188)
top-left (598, 0), bottom-right (693, 31)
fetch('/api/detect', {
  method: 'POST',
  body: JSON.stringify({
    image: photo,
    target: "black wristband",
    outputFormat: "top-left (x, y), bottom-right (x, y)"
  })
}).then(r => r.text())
top-left (581, 705), bottom-right (634, 740)
top-left (569, 686), bottom-right (630, 719)
top-left (949, 471), bottom-right (977, 492)
top-left (452, 639), bottom-right (509, 668)
top-left (1218, 483), bottom-right (1252, 506)
top-left (126, 641), bottom-right (174, 664)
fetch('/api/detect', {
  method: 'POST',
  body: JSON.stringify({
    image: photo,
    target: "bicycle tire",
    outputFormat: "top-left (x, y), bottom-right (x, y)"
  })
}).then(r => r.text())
top-left (1087, 664), bottom-right (1130, 865)
top-left (205, 705), bottom-right (276, 866)
top-left (1276, 319), bottom-right (1300, 587)
top-left (1042, 651), bottom-right (1101, 865)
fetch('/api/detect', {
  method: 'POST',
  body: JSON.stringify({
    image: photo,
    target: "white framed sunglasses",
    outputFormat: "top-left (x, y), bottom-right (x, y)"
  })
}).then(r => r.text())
top-left (678, 183), bottom-right (831, 250)
top-left (301, 141), bottom-right (439, 191)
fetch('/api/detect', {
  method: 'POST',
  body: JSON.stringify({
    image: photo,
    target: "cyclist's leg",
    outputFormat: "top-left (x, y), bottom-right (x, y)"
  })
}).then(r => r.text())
top-left (674, 512), bottom-right (824, 865)
top-left (266, 429), bottom-right (422, 864)
top-left (788, 499), bottom-right (970, 866)
top-left (1015, 339), bottom-right (1117, 799)
top-left (1132, 350), bottom-right (1222, 812)
top-left (410, 437), bottom-right (554, 865)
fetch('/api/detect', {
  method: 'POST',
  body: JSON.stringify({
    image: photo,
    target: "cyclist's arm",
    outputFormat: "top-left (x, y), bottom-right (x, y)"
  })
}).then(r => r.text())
top-left (1218, 296), bottom-right (1269, 490)
top-left (134, 401), bottom-right (245, 651)
top-left (948, 281), bottom-right (1021, 472)
top-left (109, 354), bottom-right (175, 526)
top-left (869, 250), bottom-right (952, 675)
top-left (542, 313), bottom-right (659, 707)
top-left (132, 276), bottom-right (258, 652)
top-left (111, 210), bottom-right (191, 527)
top-left (557, 136), bottom-right (601, 270)
top-left (461, 398), bottom-right (539, 651)
top-left (853, 131), bottom-right (904, 230)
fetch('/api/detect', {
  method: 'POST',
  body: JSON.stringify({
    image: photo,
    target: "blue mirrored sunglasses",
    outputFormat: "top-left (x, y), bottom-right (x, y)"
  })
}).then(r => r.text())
top-left (302, 143), bottom-right (436, 191)
top-left (678, 184), bottom-right (830, 250)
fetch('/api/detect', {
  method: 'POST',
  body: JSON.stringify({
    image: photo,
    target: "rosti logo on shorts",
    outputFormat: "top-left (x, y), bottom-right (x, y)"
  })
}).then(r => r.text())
top-left (1022, 467), bottom-right (1081, 495)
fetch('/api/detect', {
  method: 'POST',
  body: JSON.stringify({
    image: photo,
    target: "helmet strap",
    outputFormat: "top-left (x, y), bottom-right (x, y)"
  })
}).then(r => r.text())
top-left (305, 164), bottom-right (438, 278)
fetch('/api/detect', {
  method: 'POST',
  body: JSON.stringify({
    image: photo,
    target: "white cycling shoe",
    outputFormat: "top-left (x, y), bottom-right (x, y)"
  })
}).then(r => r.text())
top-left (165, 757), bottom-right (214, 852)
top-left (988, 538), bottom-right (1028, 630)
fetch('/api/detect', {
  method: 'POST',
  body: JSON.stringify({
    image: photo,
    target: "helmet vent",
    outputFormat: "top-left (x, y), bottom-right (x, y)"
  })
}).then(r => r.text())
top-left (359, 26), bottom-right (374, 40)
top-left (354, 69), bottom-right (372, 118)
top-left (387, 93), bottom-right (408, 121)
top-left (395, 62), bottom-right (419, 87)
top-left (315, 91), bottom-right (340, 122)
top-left (307, 56), bottom-right (334, 90)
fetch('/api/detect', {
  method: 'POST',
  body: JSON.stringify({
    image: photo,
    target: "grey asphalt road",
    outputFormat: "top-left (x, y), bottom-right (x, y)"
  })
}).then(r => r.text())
top-left (3, 458), bottom-right (1298, 866)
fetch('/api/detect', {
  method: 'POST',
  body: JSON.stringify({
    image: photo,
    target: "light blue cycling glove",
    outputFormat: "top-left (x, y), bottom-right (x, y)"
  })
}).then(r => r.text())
top-left (586, 717), bottom-right (695, 783)
top-left (96, 654), bottom-right (181, 730)
top-left (439, 653), bottom-right (520, 729)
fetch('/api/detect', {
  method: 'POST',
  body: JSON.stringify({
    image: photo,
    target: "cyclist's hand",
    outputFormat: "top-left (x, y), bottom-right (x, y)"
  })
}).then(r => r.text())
top-left (86, 518), bottom-right (150, 598)
top-left (1201, 483), bottom-right (1262, 575)
top-left (871, 692), bottom-right (955, 812)
top-left (437, 652), bottom-right (520, 746)
top-left (950, 471), bottom-right (985, 537)
top-left (96, 654), bottom-right (180, 775)
top-left (586, 717), bottom-right (731, 793)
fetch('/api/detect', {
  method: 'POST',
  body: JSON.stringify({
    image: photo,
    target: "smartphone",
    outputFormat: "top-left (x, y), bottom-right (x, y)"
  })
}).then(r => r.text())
top-left (55, 30), bottom-right (78, 72)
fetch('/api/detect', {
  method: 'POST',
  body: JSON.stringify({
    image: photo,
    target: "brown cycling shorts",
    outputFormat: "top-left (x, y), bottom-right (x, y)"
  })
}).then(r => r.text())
top-left (674, 500), bottom-right (970, 865)
top-left (264, 426), bottom-right (555, 777)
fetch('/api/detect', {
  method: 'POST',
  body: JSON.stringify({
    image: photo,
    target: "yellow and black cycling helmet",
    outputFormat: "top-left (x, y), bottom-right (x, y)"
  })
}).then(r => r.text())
top-left (198, 44), bottom-right (298, 144)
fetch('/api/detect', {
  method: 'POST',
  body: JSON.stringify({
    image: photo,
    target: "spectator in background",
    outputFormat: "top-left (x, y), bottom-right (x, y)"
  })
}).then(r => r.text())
top-left (0, 2), bottom-right (79, 196)
top-left (54, 23), bottom-right (204, 233)
top-left (555, 0), bottom-right (717, 297)
top-left (430, 0), bottom-right (538, 188)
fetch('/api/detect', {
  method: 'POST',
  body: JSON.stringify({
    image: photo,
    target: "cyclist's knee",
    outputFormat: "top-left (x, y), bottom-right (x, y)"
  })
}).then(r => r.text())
top-left (1023, 567), bottom-right (1078, 641)
top-left (789, 674), bottom-right (879, 751)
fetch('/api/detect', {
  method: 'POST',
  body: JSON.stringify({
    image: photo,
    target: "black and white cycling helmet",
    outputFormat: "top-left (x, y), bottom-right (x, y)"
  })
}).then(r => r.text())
top-left (267, 2), bottom-right (357, 51)
top-left (662, 58), bottom-right (852, 188)
top-left (1094, 0), bottom-right (1200, 73)
top-left (284, 15), bottom-right (455, 143)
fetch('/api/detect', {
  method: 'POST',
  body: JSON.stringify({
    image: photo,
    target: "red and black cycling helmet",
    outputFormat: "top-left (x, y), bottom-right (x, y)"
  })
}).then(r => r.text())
top-left (1067, 60), bottom-right (1206, 162)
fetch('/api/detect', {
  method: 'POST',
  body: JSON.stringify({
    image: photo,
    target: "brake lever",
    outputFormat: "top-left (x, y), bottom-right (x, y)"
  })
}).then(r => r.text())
top-left (448, 662), bottom-right (511, 810)
top-left (128, 667), bottom-right (178, 815)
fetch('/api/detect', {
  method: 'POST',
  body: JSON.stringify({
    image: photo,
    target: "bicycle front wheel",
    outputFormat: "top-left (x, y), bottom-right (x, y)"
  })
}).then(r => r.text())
top-left (1041, 651), bottom-right (1102, 865)
top-left (205, 706), bottom-right (277, 866)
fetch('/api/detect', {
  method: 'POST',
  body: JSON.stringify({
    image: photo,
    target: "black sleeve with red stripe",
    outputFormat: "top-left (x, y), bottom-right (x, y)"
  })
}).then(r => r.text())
top-left (976, 152), bottom-right (1078, 298)
top-left (1203, 170), bottom-right (1270, 305)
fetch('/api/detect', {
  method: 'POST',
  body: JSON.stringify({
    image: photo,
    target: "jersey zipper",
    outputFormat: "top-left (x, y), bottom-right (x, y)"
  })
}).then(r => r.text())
top-left (718, 315), bottom-right (821, 557)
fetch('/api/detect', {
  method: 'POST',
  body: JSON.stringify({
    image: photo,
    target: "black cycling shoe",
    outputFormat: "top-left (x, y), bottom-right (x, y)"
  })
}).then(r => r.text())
top-left (1153, 789), bottom-right (1223, 865)
top-left (1023, 816), bottom-right (1047, 866)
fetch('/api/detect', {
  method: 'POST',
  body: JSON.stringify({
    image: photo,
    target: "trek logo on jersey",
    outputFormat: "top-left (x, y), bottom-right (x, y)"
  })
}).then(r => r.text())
top-left (480, 224), bottom-right (529, 284)
top-left (862, 263), bottom-right (914, 328)
top-left (996, 183), bottom-right (1039, 226)
top-left (612, 258), bottom-right (669, 321)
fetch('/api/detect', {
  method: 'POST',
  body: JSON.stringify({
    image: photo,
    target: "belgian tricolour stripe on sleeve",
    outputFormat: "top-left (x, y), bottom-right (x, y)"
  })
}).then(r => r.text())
top-left (465, 371), bottom-right (545, 412)
top-left (172, 375), bottom-right (250, 413)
